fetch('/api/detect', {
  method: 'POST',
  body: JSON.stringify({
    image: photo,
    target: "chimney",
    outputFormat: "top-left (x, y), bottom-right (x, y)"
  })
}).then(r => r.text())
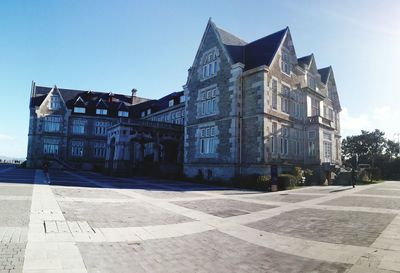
top-left (131, 88), bottom-right (139, 105)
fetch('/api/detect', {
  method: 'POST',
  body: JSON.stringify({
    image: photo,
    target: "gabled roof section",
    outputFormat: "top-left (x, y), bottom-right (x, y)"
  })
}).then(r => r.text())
top-left (318, 66), bottom-right (332, 84)
top-left (215, 26), bottom-right (247, 64)
top-left (96, 98), bottom-right (108, 109)
top-left (118, 102), bottom-right (129, 111)
top-left (297, 54), bottom-right (314, 69)
top-left (74, 96), bottom-right (86, 107)
top-left (244, 27), bottom-right (288, 71)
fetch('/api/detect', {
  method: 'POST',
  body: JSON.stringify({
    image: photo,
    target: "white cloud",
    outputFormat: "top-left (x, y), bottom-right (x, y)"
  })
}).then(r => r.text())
top-left (341, 106), bottom-right (400, 140)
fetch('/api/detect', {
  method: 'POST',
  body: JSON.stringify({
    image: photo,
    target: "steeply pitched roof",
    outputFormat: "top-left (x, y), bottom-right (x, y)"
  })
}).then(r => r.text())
top-left (243, 27), bottom-right (288, 71)
top-left (297, 54), bottom-right (314, 69)
top-left (318, 66), bottom-right (332, 84)
top-left (215, 27), bottom-right (247, 64)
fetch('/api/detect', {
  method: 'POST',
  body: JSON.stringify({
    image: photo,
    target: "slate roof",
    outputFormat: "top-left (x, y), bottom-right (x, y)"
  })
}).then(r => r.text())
top-left (318, 66), bottom-right (332, 84)
top-left (216, 27), bottom-right (247, 64)
top-left (297, 54), bottom-right (313, 69)
top-left (30, 84), bottom-right (184, 119)
top-left (214, 25), bottom-right (288, 71)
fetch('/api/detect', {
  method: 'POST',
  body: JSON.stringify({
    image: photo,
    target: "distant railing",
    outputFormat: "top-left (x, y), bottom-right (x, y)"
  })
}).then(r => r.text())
top-left (307, 115), bottom-right (332, 127)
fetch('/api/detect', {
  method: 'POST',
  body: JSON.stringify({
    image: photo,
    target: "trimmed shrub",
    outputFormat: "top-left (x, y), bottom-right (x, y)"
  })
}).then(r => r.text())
top-left (277, 174), bottom-right (297, 190)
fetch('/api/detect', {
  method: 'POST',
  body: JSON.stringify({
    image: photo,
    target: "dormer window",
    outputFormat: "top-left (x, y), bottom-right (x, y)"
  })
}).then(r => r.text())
top-left (147, 109), bottom-right (151, 115)
top-left (202, 49), bottom-right (218, 79)
top-left (180, 96), bottom-right (185, 103)
top-left (96, 109), bottom-right (107, 115)
top-left (308, 75), bottom-right (317, 90)
top-left (118, 111), bottom-right (129, 117)
top-left (141, 111), bottom-right (146, 118)
top-left (281, 51), bottom-right (291, 75)
top-left (74, 107), bottom-right (86, 114)
top-left (168, 99), bottom-right (174, 107)
top-left (48, 95), bottom-right (60, 110)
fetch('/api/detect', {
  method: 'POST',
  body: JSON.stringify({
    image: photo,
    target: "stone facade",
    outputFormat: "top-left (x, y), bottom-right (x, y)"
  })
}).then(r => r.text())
top-left (183, 20), bottom-right (342, 182)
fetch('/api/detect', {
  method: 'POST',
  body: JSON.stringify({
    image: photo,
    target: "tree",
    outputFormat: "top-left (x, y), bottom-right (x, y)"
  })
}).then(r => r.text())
top-left (342, 129), bottom-right (386, 168)
top-left (386, 140), bottom-right (400, 159)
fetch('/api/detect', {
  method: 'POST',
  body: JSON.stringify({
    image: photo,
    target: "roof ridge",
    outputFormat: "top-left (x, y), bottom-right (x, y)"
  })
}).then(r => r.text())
top-left (245, 27), bottom-right (288, 47)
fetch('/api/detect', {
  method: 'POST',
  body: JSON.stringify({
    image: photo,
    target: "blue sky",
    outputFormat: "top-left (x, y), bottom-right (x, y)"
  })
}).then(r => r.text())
top-left (0, 0), bottom-right (399, 158)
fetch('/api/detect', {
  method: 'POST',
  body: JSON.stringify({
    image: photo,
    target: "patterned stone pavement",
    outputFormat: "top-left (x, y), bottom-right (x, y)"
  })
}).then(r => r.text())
top-left (1, 164), bottom-right (400, 272)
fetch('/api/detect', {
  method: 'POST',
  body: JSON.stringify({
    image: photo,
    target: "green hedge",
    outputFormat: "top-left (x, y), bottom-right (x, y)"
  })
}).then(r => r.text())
top-left (277, 174), bottom-right (297, 190)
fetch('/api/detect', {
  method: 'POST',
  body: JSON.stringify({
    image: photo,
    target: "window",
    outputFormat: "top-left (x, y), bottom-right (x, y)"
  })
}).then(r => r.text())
top-left (308, 141), bottom-right (316, 156)
top-left (72, 119), bottom-right (85, 135)
top-left (168, 99), bottom-right (174, 107)
top-left (311, 98), bottom-right (319, 116)
top-left (141, 111), bottom-right (145, 118)
top-left (270, 135), bottom-right (275, 154)
top-left (202, 50), bottom-right (218, 79)
top-left (308, 75), bottom-right (316, 90)
top-left (198, 88), bottom-right (217, 117)
top-left (308, 131), bottom-right (316, 139)
top-left (281, 51), bottom-right (291, 75)
top-left (271, 79), bottom-right (277, 110)
top-left (295, 140), bottom-right (300, 155)
top-left (43, 139), bottom-right (59, 155)
top-left (96, 109), bottom-right (107, 115)
top-left (71, 141), bottom-right (84, 157)
top-left (74, 107), bottom-right (85, 113)
top-left (95, 121), bottom-right (110, 136)
top-left (280, 138), bottom-right (288, 155)
top-left (44, 116), bottom-right (62, 132)
top-left (328, 108), bottom-right (333, 121)
top-left (323, 141), bottom-right (332, 162)
top-left (48, 95), bottom-right (60, 110)
top-left (94, 142), bottom-right (106, 158)
top-left (281, 85), bottom-right (290, 113)
top-left (272, 122), bottom-right (277, 133)
top-left (118, 111), bottom-right (129, 117)
top-left (147, 109), bottom-right (151, 115)
top-left (180, 96), bottom-right (185, 103)
top-left (199, 126), bottom-right (217, 155)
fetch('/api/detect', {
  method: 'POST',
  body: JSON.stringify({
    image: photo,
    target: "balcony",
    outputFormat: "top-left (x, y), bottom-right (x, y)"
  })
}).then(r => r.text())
top-left (301, 84), bottom-right (327, 99)
top-left (307, 115), bottom-right (333, 128)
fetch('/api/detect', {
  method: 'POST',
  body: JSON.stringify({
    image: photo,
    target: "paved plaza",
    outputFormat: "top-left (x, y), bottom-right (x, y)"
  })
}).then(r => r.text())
top-left (0, 164), bottom-right (400, 272)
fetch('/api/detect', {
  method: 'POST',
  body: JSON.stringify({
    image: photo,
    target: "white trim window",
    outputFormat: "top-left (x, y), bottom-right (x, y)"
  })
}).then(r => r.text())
top-left (201, 50), bottom-right (218, 79)
top-left (281, 51), bottom-right (291, 75)
top-left (271, 79), bottom-right (278, 110)
top-left (94, 142), bottom-right (106, 158)
top-left (271, 122), bottom-right (277, 154)
top-left (44, 116), bottom-right (62, 132)
top-left (72, 119), bottom-right (85, 135)
top-left (179, 96), bottom-right (185, 103)
top-left (74, 107), bottom-right (86, 113)
top-left (198, 88), bottom-right (217, 117)
top-left (199, 126), bottom-right (217, 155)
top-left (280, 126), bottom-right (289, 155)
top-left (308, 130), bottom-right (316, 139)
top-left (48, 95), bottom-right (60, 110)
top-left (308, 75), bottom-right (317, 90)
top-left (43, 139), bottom-right (59, 155)
top-left (281, 85), bottom-right (290, 114)
top-left (308, 141), bottom-right (316, 156)
top-left (323, 141), bottom-right (332, 162)
top-left (71, 141), bottom-right (84, 157)
top-left (311, 98), bottom-right (319, 116)
top-left (168, 99), bottom-right (174, 107)
top-left (94, 121), bottom-right (110, 136)
top-left (96, 109), bottom-right (107, 115)
top-left (118, 111), bottom-right (129, 117)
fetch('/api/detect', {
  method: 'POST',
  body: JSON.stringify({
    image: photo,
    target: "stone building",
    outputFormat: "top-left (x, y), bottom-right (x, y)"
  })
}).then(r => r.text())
top-left (183, 19), bottom-right (341, 181)
top-left (27, 82), bottom-right (184, 173)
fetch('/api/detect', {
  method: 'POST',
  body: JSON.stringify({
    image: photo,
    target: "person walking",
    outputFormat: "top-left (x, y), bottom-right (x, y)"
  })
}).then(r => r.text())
top-left (43, 162), bottom-right (50, 184)
top-left (351, 168), bottom-right (356, 188)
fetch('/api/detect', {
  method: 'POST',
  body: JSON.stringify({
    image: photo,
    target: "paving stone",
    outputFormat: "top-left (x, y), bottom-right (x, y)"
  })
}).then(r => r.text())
top-left (248, 193), bottom-right (325, 203)
top-left (0, 185), bottom-right (33, 197)
top-left (136, 190), bottom-right (204, 199)
top-left (0, 201), bottom-right (31, 227)
top-left (0, 243), bottom-right (26, 273)
top-left (322, 196), bottom-right (400, 210)
top-left (52, 187), bottom-right (131, 199)
top-left (58, 201), bottom-right (192, 228)
top-left (173, 198), bottom-right (276, 218)
top-left (356, 188), bottom-right (400, 197)
top-left (78, 230), bottom-right (350, 273)
top-left (247, 208), bottom-right (396, 247)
